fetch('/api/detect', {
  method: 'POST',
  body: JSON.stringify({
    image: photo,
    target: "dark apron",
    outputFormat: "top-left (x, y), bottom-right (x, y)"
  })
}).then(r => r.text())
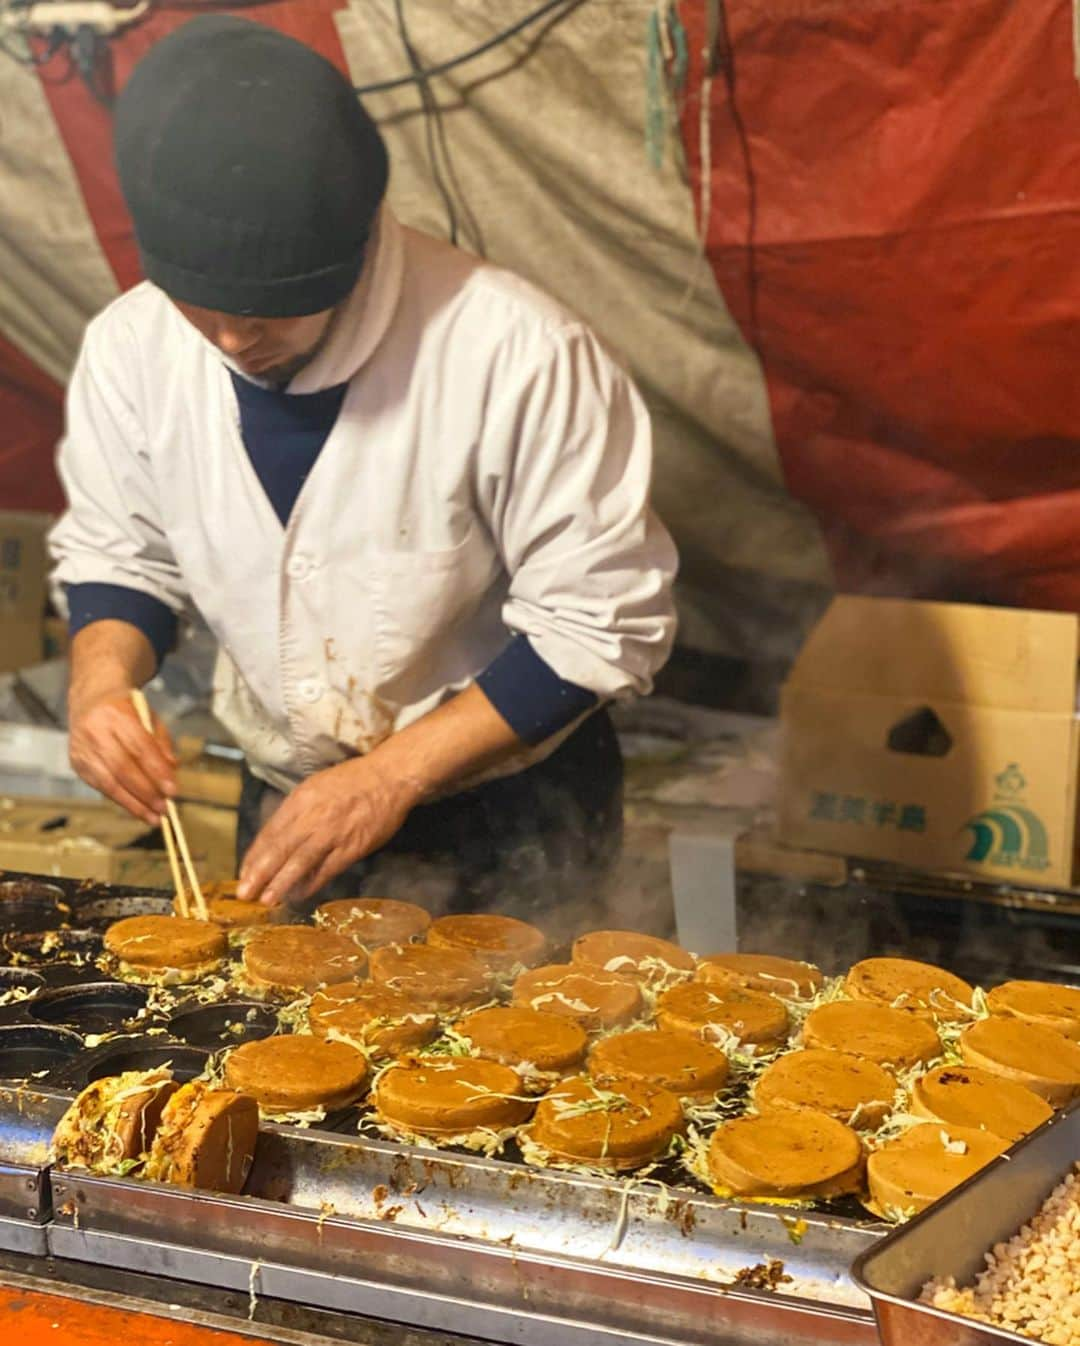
top-left (237, 708), bottom-right (624, 942)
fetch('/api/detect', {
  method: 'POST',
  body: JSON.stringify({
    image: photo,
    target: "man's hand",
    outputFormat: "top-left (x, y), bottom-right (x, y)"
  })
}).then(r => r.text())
top-left (68, 620), bottom-right (176, 826)
top-left (69, 690), bottom-right (177, 826)
top-left (236, 756), bottom-right (418, 907)
top-left (237, 684), bottom-right (526, 907)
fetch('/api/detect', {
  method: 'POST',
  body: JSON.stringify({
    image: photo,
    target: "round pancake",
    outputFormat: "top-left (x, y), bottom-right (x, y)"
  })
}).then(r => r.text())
top-left (802, 1001), bottom-right (941, 1070)
top-left (242, 926), bottom-right (367, 996)
top-left (754, 1049), bottom-right (896, 1129)
top-left (224, 1034), bottom-right (369, 1112)
top-left (174, 894), bottom-right (280, 933)
top-left (866, 1123), bottom-right (1009, 1216)
top-left (457, 1006), bottom-right (587, 1073)
top-left (912, 1064), bottom-right (1054, 1142)
top-left (53, 1072), bottom-right (178, 1170)
top-left (315, 898), bottom-right (431, 949)
top-left (374, 1057), bottom-right (532, 1135)
top-left (308, 981), bottom-right (439, 1056)
top-left (427, 914), bottom-right (547, 972)
top-left (572, 931), bottom-right (695, 986)
top-left (202, 880), bottom-right (240, 899)
top-left (512, 964), bottom-right (643, 1033)
top-left (985, 980), bottom-right (1080, 1042)
top-left (696, 954), bottom-right (824, 1000)
top-left (145, 1081), bottom-right (259, 1193)
top-left (708, 1110), bottom-right (865, 1199)
top-left (104, 915), bottom-right (227, 979)
top-left (656, 983), bottom-right (789, 1048)
top-left (525, 1074), bottom-right (684, 1169)
top-left (959, 1017), bottom-right (1080, 1107)
top-left (844, 957), bottom-right (975, 1022)
top-left (588, 1029), bottom-right (730, 1099)
top-left (368, 943), bottom-right (491, 1011)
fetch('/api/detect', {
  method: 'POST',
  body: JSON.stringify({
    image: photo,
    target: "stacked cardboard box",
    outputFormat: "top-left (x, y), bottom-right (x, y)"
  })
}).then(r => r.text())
top-left (779, 597), bottom-right (1080, 890)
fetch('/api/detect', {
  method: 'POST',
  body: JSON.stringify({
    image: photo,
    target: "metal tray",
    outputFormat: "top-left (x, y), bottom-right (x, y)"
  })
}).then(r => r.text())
top-left (852, 1102), bottom-right (1080, 1345)
top-left (0, 868), bottom-right (890, 1342)
top-left (49, 1103), bottom-right (883, 1346)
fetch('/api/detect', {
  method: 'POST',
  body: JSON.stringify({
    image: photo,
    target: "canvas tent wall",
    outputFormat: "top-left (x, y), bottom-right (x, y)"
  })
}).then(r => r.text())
top-left (0, 0), bottom-right (1078, 670)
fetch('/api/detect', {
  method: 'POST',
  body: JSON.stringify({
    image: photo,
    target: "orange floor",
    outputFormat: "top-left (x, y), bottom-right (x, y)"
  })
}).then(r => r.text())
top-left (0, 1284), bottom-right (282, 1346)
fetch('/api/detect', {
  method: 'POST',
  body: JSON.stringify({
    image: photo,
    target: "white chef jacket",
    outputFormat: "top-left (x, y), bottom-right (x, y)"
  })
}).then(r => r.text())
top-left (50, 208), bottom-right (678, 794)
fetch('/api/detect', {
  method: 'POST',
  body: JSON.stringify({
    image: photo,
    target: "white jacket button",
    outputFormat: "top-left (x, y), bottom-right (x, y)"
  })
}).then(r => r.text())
top-left (286, 555), bottom-right (310, 580)
top-left (298, 678), bottom-right (323, 703)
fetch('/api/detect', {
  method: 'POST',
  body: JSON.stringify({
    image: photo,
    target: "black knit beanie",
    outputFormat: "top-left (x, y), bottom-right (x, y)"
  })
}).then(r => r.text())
top-left (114, 16), bottom-right (388, 317)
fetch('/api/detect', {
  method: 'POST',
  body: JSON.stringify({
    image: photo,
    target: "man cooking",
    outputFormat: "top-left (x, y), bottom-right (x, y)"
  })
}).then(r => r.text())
top-left (49, 17), bottom-right (677, 924)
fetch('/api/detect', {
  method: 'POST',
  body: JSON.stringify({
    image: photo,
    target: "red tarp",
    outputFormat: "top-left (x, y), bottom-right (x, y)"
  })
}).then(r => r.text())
top-left (678, 0), bottom-right (1080, 609)
top-left (6, 0), bottom-right (1080, 615)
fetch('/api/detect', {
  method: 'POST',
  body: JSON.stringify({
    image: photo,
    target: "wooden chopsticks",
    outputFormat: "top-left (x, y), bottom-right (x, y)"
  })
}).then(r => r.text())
top-left (130, 689), bottom-right (210, 921)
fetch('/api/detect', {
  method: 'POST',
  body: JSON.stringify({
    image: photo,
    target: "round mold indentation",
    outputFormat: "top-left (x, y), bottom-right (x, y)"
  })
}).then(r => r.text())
top-left (0, 879), bottom-right (69, 935)
top-left (81, 1036), bottom-right (210, 1086)
top-left (167, 1000), bottom-right (279, 1049)
top-left (72, 894), bottom-right (173, 928)
top-left (30, 982), bottom-right (149, 1036)
top-left (0, 879), bottom-right (67, 904)
top-left (0, 967), bottom-right (45, 996)
top-left (4, 929), bottom-right (103, 966)
top-left (0, 1024), bottom-right (84, 1081)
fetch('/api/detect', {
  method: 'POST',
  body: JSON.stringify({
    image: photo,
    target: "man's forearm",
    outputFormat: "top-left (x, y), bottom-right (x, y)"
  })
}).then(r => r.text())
top-left (236, 682), bottom-right (529, 905)
top-left (69, 620), bottom-right (158, 719)
top-left (366, 682), bottom-right (525, 812)
top-left (67, 621), bottom-right (177, 824)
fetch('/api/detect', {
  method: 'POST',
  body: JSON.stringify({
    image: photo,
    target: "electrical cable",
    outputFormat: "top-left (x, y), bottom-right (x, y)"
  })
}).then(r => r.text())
top-left (712, 0), bottom-right (759, 344)
top-left (392, 0), bottom-right (460, 246)
top-left (356, 0), bottom-right (584, 95)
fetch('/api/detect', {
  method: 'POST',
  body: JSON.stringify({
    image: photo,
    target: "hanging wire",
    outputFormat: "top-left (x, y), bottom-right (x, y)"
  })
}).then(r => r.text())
top-left (392, 0), bottom-right (460, 246)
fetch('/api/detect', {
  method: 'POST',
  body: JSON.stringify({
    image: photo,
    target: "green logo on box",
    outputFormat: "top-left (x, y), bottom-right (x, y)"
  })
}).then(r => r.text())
top-left (963, 764), bottom-right (1049, 871)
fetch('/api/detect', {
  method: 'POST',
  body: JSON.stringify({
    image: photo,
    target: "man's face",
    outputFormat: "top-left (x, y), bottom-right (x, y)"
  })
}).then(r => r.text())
top-left (172, 300), bottom-right (336, 384)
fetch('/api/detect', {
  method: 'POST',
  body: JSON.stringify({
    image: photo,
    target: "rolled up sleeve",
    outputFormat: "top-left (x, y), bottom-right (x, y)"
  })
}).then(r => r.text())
top-left (479, 322), bottom-right (678, 700)
top-left (49, 313), bottom-right (189, 631)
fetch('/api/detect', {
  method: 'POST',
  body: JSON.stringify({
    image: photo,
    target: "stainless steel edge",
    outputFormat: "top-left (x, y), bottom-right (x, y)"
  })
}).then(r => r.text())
top-left (0, 1083), bottom-right (62, 1222)
top-left (0, 1210), bottom-right (48, 1255)
top-left (852, 1102), bottom-right (1080, 1345)
top-left (48, 1216), bottom-right (879, 1346)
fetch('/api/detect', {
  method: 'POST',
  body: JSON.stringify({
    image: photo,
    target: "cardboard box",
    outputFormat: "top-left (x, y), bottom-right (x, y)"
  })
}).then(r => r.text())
top-left (0, 793), bottom-right (235, 887)
top-left (175, 736), bottom-right (243, 809)
top-left (0, 512), bottom-right (50, 674)
top-left (778, 597), bottom-right (1080, 889)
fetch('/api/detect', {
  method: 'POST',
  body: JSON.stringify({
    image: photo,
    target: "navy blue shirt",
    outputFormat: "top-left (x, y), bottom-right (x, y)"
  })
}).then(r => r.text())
top-left (67, 373), bottom-right (597, 745)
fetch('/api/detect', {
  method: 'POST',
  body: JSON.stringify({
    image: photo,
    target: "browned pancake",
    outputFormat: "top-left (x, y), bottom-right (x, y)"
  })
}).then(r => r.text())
top-left (241, 926), bottom-right (367, 996)
top-left (588, 1029), bottom-right (730, 1099)
top-left (224, 1034), bottom-right (369, 1112)
top-left (524, 1074), bottom-right (684, 1170)
top-left (368, 942), bottom-right (491, 1011)
top-left (458, 1006), bottom-right (587, 1073)
top-left (374, 1057), bottom-right (532, 1135)
top-left (985, 980), bottom-right (1080, 1042)
top-left (866, 1124), bottom-right (1008, 1216)
top-left (512, 964), bottom-right (644, 1033)
top-left (143, 1081), bottom-right (259, 1194)
top-left (572, 930), bottom-right (695, 987)
top-left (104, 915), bottom-right (227, 982)
top-left (696, 954), bottom-right (823, 1000)
top-left (427, 914), bottom-right (548, 972)
top-left (959, 1017), bottom-right (1080, 1107)
top-left (308, 981), bottom-right (439, 1056)
top-left (315, 898), bottom-right (432, 949)
top-left (657, 983), bottom-right (789, 1048)
top-left (844, 957), bottom-right (974, 1023)
top-left (802, 1001), bottom-right (941, 1070)
top-left (709, 1110), bottom-right (864, 1198)
top-left (912, 1064), bottom-right (1053, 1142)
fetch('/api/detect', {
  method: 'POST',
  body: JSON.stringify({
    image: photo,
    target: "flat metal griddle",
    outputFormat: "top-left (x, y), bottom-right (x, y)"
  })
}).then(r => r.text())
top-left (0, 867), bottom-right (889, 1345)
